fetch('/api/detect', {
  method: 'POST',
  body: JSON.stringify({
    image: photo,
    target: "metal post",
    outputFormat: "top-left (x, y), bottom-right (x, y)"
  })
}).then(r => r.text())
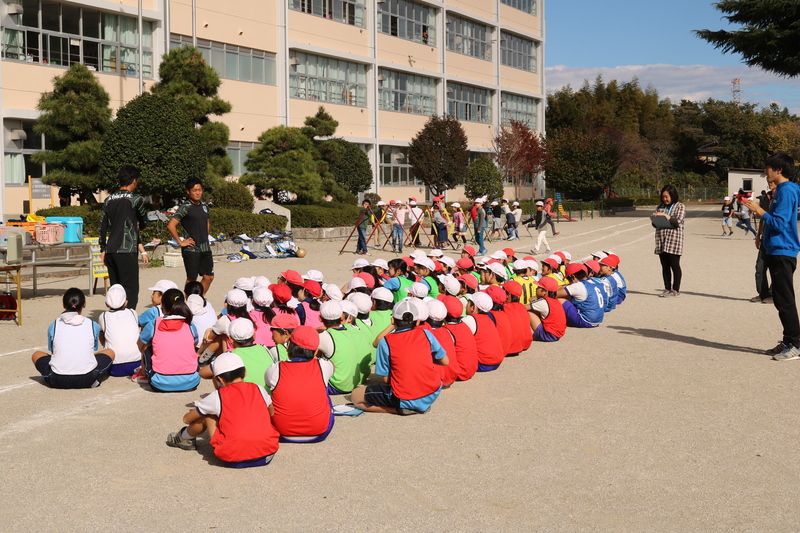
top-left (138, 0), bottom-right (144, 94)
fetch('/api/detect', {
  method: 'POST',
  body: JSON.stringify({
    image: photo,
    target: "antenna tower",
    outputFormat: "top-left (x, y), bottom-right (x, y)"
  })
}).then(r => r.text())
top-left (731, 78), bottom-right (741, 104)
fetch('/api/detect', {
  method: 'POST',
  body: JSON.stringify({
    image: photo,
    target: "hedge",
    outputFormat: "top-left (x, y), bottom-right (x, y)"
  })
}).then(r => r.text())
top-left (36, 205), bottom-right (286, 241)
top-left (287, 203), bottom-right (362, 228)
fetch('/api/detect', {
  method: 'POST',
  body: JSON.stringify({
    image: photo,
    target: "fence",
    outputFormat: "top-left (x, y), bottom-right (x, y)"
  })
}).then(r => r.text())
top-left (613, 187), bottom-right (728, 202)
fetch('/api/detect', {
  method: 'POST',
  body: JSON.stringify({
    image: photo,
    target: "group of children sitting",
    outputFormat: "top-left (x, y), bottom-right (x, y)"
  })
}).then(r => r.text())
top-left (31, 245), bottom-right (626, 468)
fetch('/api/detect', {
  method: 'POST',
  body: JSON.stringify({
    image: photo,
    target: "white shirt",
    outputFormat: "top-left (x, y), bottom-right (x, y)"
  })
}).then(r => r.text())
top-left (461, 314), bottom-right (478, 334)
top-left (195, 384), bottom-right (272, 416)
top-left (565, 282), bottom-right (588, 302)
top-left (410, 207), bottom-right (424, 223)
top-left (191, 303), bottom-right (218, 347)
top-left (264, 358), bottom-right (334, 391)
top-left (530, 298), bottom-right (551, 318)
top-left (99, 308), bottom-right (141, 364)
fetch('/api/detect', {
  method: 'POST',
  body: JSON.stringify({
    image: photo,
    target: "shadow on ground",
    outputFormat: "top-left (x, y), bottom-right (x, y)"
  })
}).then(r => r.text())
top-left (607, 325), bottom-right (765, 355)
top-left (626, 289), bottom-right (747, 302)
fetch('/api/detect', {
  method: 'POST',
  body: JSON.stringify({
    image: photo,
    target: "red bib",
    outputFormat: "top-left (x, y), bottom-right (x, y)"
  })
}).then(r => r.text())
top-left (271, 359), bottom-right (332, 437)
top-left (443, 321), bottom-right (478, 381)
top-left (211, 382), bottom-right (279, 463)
top-left (384, 329), bottom-right (442, 400)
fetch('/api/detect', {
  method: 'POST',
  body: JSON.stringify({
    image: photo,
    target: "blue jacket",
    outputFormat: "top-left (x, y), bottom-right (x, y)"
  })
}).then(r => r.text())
top-left (762, 180), bottom-right (800, 257)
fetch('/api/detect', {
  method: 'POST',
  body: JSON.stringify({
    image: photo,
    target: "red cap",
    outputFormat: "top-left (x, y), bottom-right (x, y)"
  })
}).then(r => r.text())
top-left (269, 283), bottom-right (293, 304)
top-left (458, 274), bottom-right (479, 290)
top-left (271, 313), bottom-right (300, 329)
top-left (456, 257), bottom-right (474, 269)
top-left (441, 295), bottom-right (463, 318)
top-left (485, 285), bottom-right (507, 305)
top-left (462, 246), bottom-right (476, 257)
top-left (356, 272), bottom-right (375, 288)
top-left (503, 248), bottom-right (515, 258)
top-left (409, 197), bottom-right (417, 202)
top-left (503, 279), bottom-right (523, 297)
top-left (487, 259), bottom-right (501, 265)
top-left (522, 256), bottom-right (536, 262)
top-left (290, 325), bottom-right (320, 350)
top-left (303, 279), bottom-right (322, 298)
top-left (402, 257), bottom-right (414, 268)
top-left (280, 270), bottom-right (303, 286)
top-left (565, 263), bottom-right (587, 277)
top-left (600, 254), bottom-right (620, 268)
top-left (537, 276), bottom-right (558, 292)
top-left (432, 195), bottom-right (443, 202)
top-left (554, 251), bottom-right (566, 261)
top-left (542, 258), bottom-right (559, 270)
top-left (433, 261), bottom-right (443, 273)
top-left (584, 260), bottom-right (601, 274)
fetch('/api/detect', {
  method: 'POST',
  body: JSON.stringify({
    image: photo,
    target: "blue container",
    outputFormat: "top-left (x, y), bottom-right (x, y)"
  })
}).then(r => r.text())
top-left (45, 216), bottom-right (84, 243)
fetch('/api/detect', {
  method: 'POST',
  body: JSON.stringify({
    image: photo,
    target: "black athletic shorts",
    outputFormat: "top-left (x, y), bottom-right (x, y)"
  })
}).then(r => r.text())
top-left (182, 249), bottom-right (214, 279)
top-left (35, 353), bottom-right (113, 389)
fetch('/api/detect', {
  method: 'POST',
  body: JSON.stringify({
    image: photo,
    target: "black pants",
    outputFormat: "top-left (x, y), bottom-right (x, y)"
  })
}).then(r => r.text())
top-left (659, 252), bottom-right (682, 291)
top-left (106, 252), bottom-right (140, 309)
top-left (755, 247), bottom-right (771, 299)
top-left (765, 254), bottom-right (800, 346)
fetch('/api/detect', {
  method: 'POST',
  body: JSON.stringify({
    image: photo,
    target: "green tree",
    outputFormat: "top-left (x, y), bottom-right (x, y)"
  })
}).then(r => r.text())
top-left (31, 63), bottom-right (112, 204)
top-left (150, 45), bottom-right (233, 189)
top-left (546, 128), bottom-right (621, 200)
top-left (211, 182), bottom-right (255, 212)
top-left (408, 115), bottom-right (470, 196)
top-left (99, 93), bottom-right (207, 207)
top-left (465, 156), bottom-right (504, 201)
top-left (322, 138), bottom-right (373, 194)
top-left (695, 1), bottom-right (800, 77)
top-left (301, 107), bottom-right (358, 204)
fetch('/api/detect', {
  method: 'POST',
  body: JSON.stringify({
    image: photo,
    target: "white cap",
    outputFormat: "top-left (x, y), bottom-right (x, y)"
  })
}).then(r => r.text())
top-left (228, 318), bottom-right (255, 342)
top-left (303, 270), bottom-right (324, 282)
top-left (352, 258), bottom-right (370, 270)
top-left (320, 300), bottom-right (343, 320)
top-left (723, 196), bottom-right (731, 201)
top-left (409, 200), bottom-right (417, 206)
top-left (226, 289), bottom-right (248, 307)
top-left (187, 294), bottom-right (206, 316)
top-left (347, 277), bottom-right (367, 291)
top-left (341, 300), bottom-right (358, 317)
top-left (426, 300), bottom-right (447, 321)
top-left (536, 201), bottom-right (544, 206)
top-left (491, 250), bottom-right (508, 261)
top-left (393, 299), bottom-right (420, 321)
top-left (148, 279), bottom-right (178, 293)
top-left (253, 286), bottom-right (273, 307)
top-left (548, 254), bottom-right (563, 265)
top-left (347, 292), bottom-right (373, 315)
top-left (439, 256), bottom-right (455, 268)
top-left (233, 277), bottom-right (255, 291)
top-left (410, 249), bottom-right (428, 260)
top-left (525, 259), bottom-right (539, 271)
top-left (411, 298), bottom-right (429, 321)
top-left (512, 259), bottom-right (530, 271)
top-left (409, 282), bottom-right (430, 298)
top-left (428, 249), bottom-right (443, 258)
top-left (475, 256), bottom-right (489, 268)
top-left (438, 274), bottom-right (461, 296)
top-left (451, 202), bottom-right (461, 208)
top-left (323, 283), bottom-right (343, 301)
top-left (512, 201), bottom-right (519, 206)
top-left (253, 276), bottom-right (271, 288)
top-left (371, 287), bottom-right (393, 303)
top-left (211, 352), bottom-right (245, 377)
top-left (105, 284), bottom-right (127, 309)
top-left (592, 250), bottom-right (609, 260)
top-left (414, 257), bottom-right (436, 271)
top-left (490, 201), bottom-right (498, 206)
top-left (560, 251), bottom-right (572, 261)
top-left (487, 262), bottom-right (508, 281)
top-left (370, 258), bottom-right (389, 270)
top-left (212, 315), bottom-right (232, 335)
top-left (377, 201), bottom-right (386, 206)
top-left (467, 292), bottom-right (493, 313)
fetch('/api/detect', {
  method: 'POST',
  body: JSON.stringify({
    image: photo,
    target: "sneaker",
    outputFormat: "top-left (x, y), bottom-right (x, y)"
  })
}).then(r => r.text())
top-left (765, 341), bottom-right (787, 355)
top-left (773, 344), bottom-right (800, 361)
top-left (131, 366), bottom-right (148, 383)
top-left (728, 232), bottom-right (734, 237)
top-left (749, 295), bottom-right (763, 302)
top-left (531, 249), bottom-right (539, 254)
top-left (544, 249), bottom-right (551, 253)
top-left (553, 232), bottom-right (560, 236)
top-left (762, 297), bottom-right (774, 304)
top-left (672, 290), bottom-right (680, 296)
top-left (166, 427), bottom-right (197, 450)
top-left (721, 232), bottom-right (727, 236)
top-left (659, 290), bottom-right (672, 297)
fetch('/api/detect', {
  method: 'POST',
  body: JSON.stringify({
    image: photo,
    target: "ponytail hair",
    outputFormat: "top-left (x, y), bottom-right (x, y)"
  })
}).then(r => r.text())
top-left (254, 303), bottom-right (276, 325)
top-left (169, 300), bottom-right (193, 324)
top-left (161, 289), bottom-right (185, 315)
top-left (62, 287), bottom-right (85, 312)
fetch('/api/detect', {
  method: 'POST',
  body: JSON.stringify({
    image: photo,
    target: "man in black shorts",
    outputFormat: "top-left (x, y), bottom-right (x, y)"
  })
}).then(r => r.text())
top-left (168, 178), bottom-right (214, 293)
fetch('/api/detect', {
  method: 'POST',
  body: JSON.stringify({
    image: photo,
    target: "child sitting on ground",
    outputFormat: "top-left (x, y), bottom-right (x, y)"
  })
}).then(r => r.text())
top-left (98, 284), bottom-right (140, 377)
top-left (425, 299), bottom-right (458, 388)
top-left (32, 287), bottom-right (115, 389)
top-left (528, 276), bottom-right (566, 342)
top-left (138, 279), bottom-right (179, 327)
top-left (200, 319), bottom-right (273, 388)
top-left (462, 292), bottom-right (505, 372)
top-left (557, 263), bottom-right (605, 328)
top-left (441, 295), bottom-right (478, 381)
top-left (265, 326), bottom-right (335, 443)
top-left (249, 286), bottom-right (276, 347)
top-left (318, 301), bottom-right (364, 395)
top-left (351, 299), bottom-right (449, 415)
top-left (267, 314), bottom-right (299, 363)
top-left (166, 352), bottom-right (279, 468)
top-left (185, 281), bottom-right (216, 348)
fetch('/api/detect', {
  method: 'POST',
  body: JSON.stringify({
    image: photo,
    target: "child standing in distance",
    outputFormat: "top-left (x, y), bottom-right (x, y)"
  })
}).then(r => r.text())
top-left (166, 352), bottom-right (279, 468)
top-left (351, 300), bottom-right (449, 415)
top-left (441, 295), bottom-right (478, 381)
top-left (265, 326), bottom-right (335, 443)
top-left (462, 292), bottom-right (505, 372)
top-left (450, 203), bottom-right (467, 248)
top-left (721, 196), bottom-right (735, 236)
top-left (138, 279), bottom-right (179, 327)
top-left (425, 299), bottom-right (458, 388)
top-left (98, 284), bottom-right (140, 376)
top-left (32, 288), bottom-right (115, 389)
top-left (528, 276), bottom-right (566, 342)
top-left (530, 201), bottom-right (551, 255)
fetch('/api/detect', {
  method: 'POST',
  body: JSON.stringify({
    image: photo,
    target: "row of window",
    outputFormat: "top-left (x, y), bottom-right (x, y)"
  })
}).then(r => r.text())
top-left (446, 14), bottom-right (491, 61)
top-left (290, 52), bottom-right (368, 106)
top-left (501, 0), bottom-right (537, 16)
top-left (290, 0), bottom-right (366, 27)
top-left (170, 35), bottom-right (277, 85)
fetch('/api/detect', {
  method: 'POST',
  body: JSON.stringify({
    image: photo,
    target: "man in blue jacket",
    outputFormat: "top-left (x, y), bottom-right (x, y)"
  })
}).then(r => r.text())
top-left (746, 153), bottom-right (800, 360)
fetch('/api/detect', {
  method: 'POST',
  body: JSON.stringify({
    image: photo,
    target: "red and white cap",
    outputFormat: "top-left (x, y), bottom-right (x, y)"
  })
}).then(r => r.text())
top-left (290, 326), bottom-right (320, 351)
top-left (537, 276), bottom-right (559, 292)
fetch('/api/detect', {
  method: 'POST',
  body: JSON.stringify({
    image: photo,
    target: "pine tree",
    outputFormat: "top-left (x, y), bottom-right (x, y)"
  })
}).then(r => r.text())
top-left (32, 63), bottom-right (112, 204)
top-left (408, 115), bottom-right (470, 196)
top-left (465, 156), bottom-right (504, 201)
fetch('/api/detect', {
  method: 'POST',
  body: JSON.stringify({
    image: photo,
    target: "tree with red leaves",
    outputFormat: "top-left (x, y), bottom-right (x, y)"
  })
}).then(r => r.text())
top-left (492, 120), bottom-right (548, 199)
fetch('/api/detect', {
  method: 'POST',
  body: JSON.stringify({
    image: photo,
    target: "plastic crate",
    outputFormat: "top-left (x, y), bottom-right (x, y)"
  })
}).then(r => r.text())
top-left (36, 223), bottom-right (65, 244)
top-left (6, 221), bottom-right (39, 235)
top-left (164, 252), bottom-right (184, 268)
top-left (0, 226), bottom-right (30, 246)
top-left (45, 217), bottom-right (83, 243)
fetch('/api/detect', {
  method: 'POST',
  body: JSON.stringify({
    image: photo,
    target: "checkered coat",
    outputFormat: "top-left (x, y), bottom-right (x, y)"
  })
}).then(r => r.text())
top-left (653, 202), bottom-right (685, 255)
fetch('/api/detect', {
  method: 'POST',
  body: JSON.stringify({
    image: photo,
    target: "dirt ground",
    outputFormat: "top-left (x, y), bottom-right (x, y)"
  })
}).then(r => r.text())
top-left (1, 207), bottom-right (799, 532)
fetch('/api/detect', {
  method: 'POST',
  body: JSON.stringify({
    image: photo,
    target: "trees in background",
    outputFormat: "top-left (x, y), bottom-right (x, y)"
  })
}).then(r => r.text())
top-left (408, 115), bottom-right (470, 197)
top-left (492, 119), bottom-right (548, 199)
top-left (465, 156), bottom-right (504, 201)
top-left (32, 64), bottom-right (112, 205)
top-left (546, 129), bottom-right (621, 200)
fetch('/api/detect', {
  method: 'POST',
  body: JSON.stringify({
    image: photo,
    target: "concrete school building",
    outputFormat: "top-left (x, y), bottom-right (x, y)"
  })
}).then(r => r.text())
top-left (0, 0), bottom-right (545, 219)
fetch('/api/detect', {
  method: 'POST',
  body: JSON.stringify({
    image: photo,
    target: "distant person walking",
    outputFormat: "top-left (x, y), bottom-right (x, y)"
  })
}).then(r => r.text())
top-left (735, 193), bottom-right (757, 237)
top-left (750, 187), bottom-right (774, 303)
top-left (652, 184), bottom-right (685, 297)
top-left (99, 166), bottom-right (149, 309)
top-left (745, 153), bottom-right (800, 360)
top-left (168, 178), bottom-right (214, 294)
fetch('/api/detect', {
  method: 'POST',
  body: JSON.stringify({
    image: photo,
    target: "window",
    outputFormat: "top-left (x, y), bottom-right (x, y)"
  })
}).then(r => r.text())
top-left (290, 51), bottom-right (367, 106)
top-left (500, 32), bottom-right (537, 72)
top-left (289, 0), bottom-right (366, 27)
top-left (378, 0), bottom-right (436, 46)
top-left (171, 35), bottom-right (277, 85)
top-left (446, 14), bottom-right (490, 61)
top-left (501, 0), bottom-right (536, 16)
top-left (379, 145), bottom-right (419, 186)
top-left (447, 82), bottom-right (492, 124)
top-left (378, 68), bottom-right (436, 115)
top-left (501, 93), bottom-right (538, 126)
top-left (4, 119), bottom-right (46, 185)
top-left (227, 142), bottom-right (261, 177)
top-left (1, 1), bottom-right (155, 77)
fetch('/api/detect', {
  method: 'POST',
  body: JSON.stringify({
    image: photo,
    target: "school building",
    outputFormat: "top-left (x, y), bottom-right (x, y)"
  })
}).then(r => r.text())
top-left (0, 0), bottom-right (545, 219)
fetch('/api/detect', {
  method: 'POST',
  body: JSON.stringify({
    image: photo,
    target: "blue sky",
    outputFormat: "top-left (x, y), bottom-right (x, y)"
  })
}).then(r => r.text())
top-left (544, 0), bottom-right (800, 114)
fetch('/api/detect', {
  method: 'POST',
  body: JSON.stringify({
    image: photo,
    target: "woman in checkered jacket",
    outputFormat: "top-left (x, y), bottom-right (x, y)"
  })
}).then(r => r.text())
top-left (652, 185), bottom-right (685, 297)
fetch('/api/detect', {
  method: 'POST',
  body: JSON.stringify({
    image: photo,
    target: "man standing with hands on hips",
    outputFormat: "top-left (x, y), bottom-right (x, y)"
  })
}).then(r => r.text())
top-left (745, 153), bottom-right (800, 360)
top-left (168, 178), bottom-right (214, 294)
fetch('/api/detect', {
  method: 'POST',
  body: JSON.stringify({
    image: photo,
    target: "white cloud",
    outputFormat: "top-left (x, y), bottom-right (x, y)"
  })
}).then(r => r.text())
top-left (544, 64), bottom-right (800, 113)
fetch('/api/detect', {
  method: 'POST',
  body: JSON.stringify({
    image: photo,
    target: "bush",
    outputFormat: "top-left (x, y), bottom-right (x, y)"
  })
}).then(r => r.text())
top-left (211, 182), bottom-right (255, 212)
top-left (287, 203), bottom-right (362, 228)
top-left (363, 192), bottom-right (382, 205)
top-left (36, 205), bottom-right (102, 236)
top-left (604, 197), bottom-right (635, 208)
